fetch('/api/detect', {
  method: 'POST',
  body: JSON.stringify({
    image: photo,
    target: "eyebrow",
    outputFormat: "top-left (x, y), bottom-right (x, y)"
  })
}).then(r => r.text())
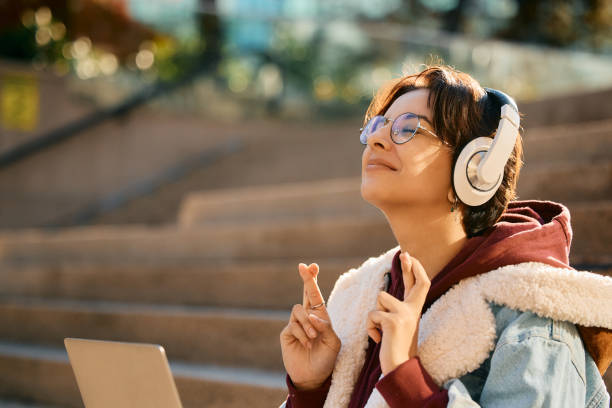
top-left (384, 113), bottom-right (434, 126)
top-left (419, 115), bottom-right (434, 126)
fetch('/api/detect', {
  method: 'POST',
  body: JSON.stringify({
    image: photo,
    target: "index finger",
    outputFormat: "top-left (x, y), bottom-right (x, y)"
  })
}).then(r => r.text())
top-left (404, 257), bottom-right (431, 304)
top-left (299, 263), bottom-right (326, 312)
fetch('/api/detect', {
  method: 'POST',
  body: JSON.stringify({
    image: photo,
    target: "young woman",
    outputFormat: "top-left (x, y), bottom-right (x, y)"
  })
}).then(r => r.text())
top-left (279, 65), bottom-right (611, 407)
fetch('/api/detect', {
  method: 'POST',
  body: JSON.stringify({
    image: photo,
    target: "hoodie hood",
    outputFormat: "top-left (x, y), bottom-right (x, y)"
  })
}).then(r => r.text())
top-left (421, 199), bottom-right (573, 312)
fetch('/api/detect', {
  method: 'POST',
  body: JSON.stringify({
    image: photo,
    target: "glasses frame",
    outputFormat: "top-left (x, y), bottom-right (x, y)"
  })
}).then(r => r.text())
top-left (359, 112), bottom-right (441, 146)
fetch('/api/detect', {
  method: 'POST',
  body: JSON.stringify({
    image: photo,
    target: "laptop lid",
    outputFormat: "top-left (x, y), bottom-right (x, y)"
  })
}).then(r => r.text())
top-left (64, 338), bottom-right (183, 408)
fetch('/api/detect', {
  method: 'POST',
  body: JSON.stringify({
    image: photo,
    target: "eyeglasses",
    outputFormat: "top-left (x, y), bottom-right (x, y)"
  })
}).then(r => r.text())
top-left (359, 112), bottom-right (440, 145)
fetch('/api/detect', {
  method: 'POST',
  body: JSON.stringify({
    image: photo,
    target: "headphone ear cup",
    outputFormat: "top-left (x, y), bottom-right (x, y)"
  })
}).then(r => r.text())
top-left (453, 137), bottom-right (503, 206)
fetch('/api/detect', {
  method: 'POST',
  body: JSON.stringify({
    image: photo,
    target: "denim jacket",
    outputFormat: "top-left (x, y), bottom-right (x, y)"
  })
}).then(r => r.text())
top-left (443, 303), bottom-right (610, 407)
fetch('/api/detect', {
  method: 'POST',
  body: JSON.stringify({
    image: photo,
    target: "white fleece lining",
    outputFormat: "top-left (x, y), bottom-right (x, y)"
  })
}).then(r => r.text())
top-left (324, 247), bottom-right (395, 408)
top-left (321, 245), bottom-right (612, 408)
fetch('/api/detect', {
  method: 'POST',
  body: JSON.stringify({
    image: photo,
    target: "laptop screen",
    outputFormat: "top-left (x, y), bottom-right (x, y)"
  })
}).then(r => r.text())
top-left (65, 338), bottom-right (183, 408)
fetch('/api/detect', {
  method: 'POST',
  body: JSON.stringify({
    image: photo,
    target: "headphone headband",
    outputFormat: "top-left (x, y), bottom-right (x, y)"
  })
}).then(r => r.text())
top-left (484, 88), bottom-right (518, 113)
top-left (477, 88), bottom-right (520, 185)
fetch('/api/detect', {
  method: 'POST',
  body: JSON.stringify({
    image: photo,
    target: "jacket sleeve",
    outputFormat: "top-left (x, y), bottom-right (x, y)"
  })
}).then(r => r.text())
top-left (443, 333), bottom-right (586, 407)
top-left (280, 373), bottom-right (332, 408)
top-left (375, 357), bottom-right (449, 407)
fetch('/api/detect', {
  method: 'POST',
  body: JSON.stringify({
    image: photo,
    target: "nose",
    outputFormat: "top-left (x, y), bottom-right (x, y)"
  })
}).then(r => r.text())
top-left (366, 124), bottom-right (392, 151)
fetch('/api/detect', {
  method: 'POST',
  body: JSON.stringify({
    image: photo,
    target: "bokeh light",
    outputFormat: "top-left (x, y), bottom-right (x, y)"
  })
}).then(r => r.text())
top-left (99, 53), bottom-right (119, 76)
top-left (135, 49), bottom-right (155, 70)
top-left (34, 7), bottom-right (52, 27)
top-left (313, 76), bottom-right (336, 101)
top-left (71, 37), bottom-right (92, 59)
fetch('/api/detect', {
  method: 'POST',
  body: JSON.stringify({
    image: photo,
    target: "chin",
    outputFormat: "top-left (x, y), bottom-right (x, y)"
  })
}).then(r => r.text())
top-left (360, 177), bottom-right (388, 206)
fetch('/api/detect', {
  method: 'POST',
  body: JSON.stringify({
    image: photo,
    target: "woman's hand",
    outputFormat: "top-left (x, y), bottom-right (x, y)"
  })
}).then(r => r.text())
top-left (366, 252), bottom-right (430, 376)
top-left (280, 263), bottom-right (341, 390)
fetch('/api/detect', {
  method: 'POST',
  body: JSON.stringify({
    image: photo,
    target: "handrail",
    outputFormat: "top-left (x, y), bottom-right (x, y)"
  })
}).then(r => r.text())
top-left (0, 57), bottom-right (210, 169)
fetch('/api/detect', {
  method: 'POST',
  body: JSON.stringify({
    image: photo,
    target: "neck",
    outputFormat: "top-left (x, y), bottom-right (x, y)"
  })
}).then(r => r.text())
top-left (382, 203), bottom-right (468, 281)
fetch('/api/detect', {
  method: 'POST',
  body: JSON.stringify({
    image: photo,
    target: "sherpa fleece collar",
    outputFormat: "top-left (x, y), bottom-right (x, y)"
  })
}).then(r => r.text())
top-left (323, 246), bottom-right (612, 408)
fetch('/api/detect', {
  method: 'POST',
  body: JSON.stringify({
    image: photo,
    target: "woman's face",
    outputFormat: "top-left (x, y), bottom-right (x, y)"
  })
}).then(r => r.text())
top-left (361, 88), bottom-right (454, 212)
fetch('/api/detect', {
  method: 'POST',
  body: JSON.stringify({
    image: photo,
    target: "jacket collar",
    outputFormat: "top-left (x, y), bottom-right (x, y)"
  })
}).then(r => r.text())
top-left (323, 246), bottom-right (612, 408)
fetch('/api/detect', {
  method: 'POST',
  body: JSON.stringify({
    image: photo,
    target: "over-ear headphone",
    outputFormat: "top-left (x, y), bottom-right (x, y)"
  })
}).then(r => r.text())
top-left (452, 88), bottom-right (520, 207)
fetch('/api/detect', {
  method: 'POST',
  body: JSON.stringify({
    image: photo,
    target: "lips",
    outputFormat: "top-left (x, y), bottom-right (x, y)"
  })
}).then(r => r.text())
top-left (366, 158), bottom-right (397, 171)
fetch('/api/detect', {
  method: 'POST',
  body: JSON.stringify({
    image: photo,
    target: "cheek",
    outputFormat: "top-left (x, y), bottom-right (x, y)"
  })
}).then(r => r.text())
top-left (398, 146), bottom-right (453, 198)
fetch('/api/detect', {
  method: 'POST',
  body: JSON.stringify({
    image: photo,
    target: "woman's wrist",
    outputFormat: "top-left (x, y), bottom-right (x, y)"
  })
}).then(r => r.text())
top-left (286, 373), bottom-right (332, 408)
top-left (292, 377), bottom-right (328, 391)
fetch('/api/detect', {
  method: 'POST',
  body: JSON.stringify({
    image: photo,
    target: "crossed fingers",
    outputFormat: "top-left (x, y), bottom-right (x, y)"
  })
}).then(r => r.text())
top-left (299, 263), bottom-right (329, 319)
top-left (366, 252), bottom-right (431, 344)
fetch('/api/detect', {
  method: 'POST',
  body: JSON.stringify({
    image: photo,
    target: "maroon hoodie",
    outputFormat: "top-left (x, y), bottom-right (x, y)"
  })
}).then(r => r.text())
top-left (285, 200), bottom-right (575, 407)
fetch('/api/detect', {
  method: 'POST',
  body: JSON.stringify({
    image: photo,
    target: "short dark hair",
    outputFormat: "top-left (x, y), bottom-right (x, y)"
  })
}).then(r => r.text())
top-left (364, 65), bottom-right (524, 237)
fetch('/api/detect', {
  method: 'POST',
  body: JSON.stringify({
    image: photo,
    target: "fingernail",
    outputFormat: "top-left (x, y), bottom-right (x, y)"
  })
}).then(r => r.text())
top-left (308, 328), bottom-right (317, 338)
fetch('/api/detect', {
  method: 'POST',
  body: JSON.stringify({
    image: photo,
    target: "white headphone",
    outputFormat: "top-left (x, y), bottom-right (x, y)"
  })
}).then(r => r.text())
top-left (452, 88), bottom-right (520, 207)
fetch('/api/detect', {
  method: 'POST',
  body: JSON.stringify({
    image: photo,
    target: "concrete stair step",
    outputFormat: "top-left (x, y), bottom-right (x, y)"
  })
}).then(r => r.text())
top-left (0, 341), bottom-right (286, 408)
top-left (32, 92), bottom-right (609, 227)
top-left (87, 118), bottom-right (367, 226)
top-left (178, 158), bottom-right (611, 228)
top-left (0, 218), bottom-right (397, 263)
top-left (520, 88), bottom-right (612, 128)
top-left (518, 160), bottom-right (612, 202)
top-left (178, 177), bottom-right (377, 227)
top-left (0, 297), bottom-right (287, 371)
top-left (524, 119), bottom-right (612, 164)
top-left (567, 201), bottom-right (612, 265)
top-left (1, 200), bottom-right (610, 269)
top-left (0, 342), bottom-right (79, 408)
top-left (0, 253), bottom-right (608, 309)
top-left (58, 115), bottom-right (611, 228)
top-left (0, 257), bottom-right (356, 309)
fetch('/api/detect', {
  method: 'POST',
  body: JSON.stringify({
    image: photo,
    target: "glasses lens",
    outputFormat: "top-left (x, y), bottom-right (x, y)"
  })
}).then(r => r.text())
top-left (391, 113), bottom-right (419, 144)
top-left (360, 116), bottom-right (386, 145)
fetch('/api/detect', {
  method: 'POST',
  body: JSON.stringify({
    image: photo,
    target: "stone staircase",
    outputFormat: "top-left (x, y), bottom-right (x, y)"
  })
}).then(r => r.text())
top-left (0, 117), bottom-right (610, 406)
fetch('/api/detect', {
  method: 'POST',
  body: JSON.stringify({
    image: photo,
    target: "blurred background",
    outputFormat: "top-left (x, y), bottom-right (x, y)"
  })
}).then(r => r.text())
top-left (0, 0), bottom-right (610, 406)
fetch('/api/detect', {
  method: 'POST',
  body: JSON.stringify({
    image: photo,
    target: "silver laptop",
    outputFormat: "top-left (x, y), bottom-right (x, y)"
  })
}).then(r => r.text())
top-left (64, 338), bottom-right (183, 408)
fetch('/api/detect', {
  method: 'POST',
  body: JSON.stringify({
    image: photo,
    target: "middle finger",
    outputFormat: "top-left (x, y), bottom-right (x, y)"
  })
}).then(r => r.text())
top-left (300, 263), bottom-right (325, 311)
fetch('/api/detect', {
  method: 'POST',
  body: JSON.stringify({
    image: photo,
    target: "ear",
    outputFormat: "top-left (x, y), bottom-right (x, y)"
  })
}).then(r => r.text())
top-left (447, 187), bottom-right (455, 204)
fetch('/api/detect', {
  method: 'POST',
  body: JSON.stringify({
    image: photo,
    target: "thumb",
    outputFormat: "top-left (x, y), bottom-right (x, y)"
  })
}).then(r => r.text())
top-left (308, 314), bottom-right (340, 352)
top-left (400, 252), bottom-right (415, 298)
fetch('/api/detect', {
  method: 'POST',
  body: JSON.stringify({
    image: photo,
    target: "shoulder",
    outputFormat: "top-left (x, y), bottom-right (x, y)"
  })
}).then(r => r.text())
top-left (481, 303), bottom-right (610, 407)
top-left (452, 303), bottom-right (611, 407)
top-left (477, 262), bottom-right (612, 329)
top-left (489, 302), bottom-right (587, 383)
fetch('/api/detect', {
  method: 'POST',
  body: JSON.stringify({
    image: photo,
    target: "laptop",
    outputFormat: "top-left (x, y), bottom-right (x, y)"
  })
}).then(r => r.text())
top-left (64, 338), bottom-right (183, 408)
